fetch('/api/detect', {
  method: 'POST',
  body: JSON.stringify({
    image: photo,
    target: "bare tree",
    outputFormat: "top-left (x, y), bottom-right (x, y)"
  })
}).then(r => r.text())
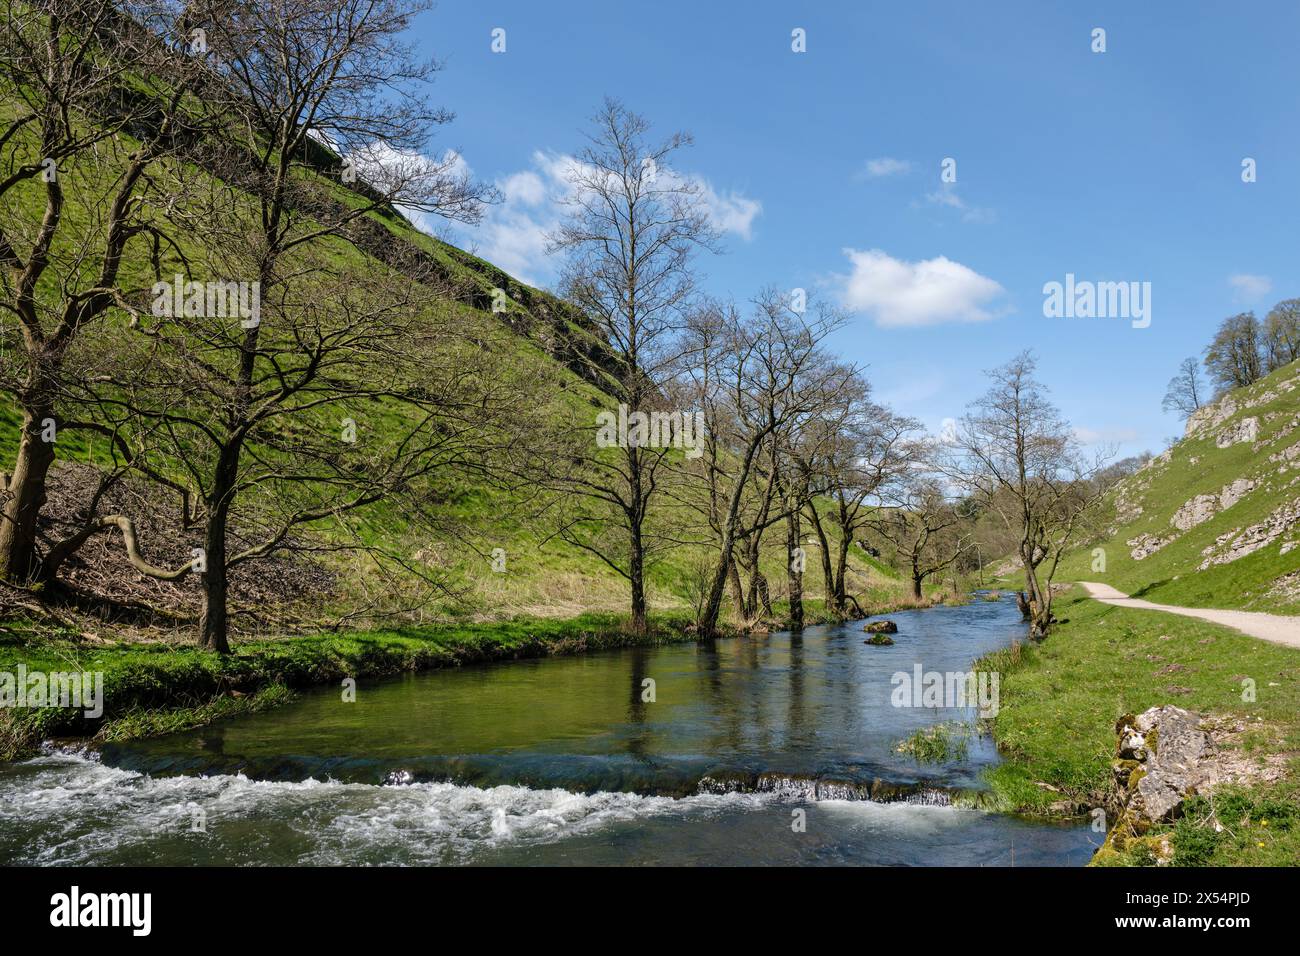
top-left (0, 0), bottom-right (206, 582)
top-left (774, 409), bottom-right (850, 629)
top-left (801, 403), bottom-right (918, 618)
top-left (1161, 357), bottom-right (1206, 420)
top-left (81, 249), bottom-right (523, 649)
top-left (541, 98), bottom-right (718, 633)
top-left (46, 0), bottom-right (496, 651)
top-left (680, 290), bottom-right (855, 636)
top-left (190, 0), bottom-right (492, 651)
top-left (948, 352), bottom-right (1110, 639)
top-left (869, 466), bottom-right (970, 601)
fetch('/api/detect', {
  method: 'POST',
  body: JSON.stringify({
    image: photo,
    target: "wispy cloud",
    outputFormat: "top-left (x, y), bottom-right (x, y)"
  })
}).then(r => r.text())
top-left (859, 157), bottom-right (912, 178)
top-left (836, 248), bottom-right (1007, 328)
top-left (1228, 273), bottom-right (1272, 303)
top-left (921, 183), bottom-right (995, 224)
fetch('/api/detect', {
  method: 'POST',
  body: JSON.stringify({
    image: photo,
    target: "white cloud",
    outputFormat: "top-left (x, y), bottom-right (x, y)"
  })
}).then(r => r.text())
top-left (692, 178), bottom-right (761, 240)
top-left (837, 248), bottom-right (1007, 328)
top-left (499, 170), bottom-right (546, 207)
top-left (474, 209), bottom-right (553, 283)
top-left (1228, 273), bottom-right (1272, 303)
top-left (925, 187), bottom-right (963, 209)
top-left (861, 157), bottom-right (911, 178)
top-left (442, 150), bottom-right (759, 285)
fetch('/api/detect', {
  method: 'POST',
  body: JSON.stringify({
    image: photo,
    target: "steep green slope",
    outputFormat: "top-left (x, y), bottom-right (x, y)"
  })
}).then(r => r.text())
top-left (1059, 361), bottom-right (1300, 613)
top-left (0, 85), bottom-right (894, 627)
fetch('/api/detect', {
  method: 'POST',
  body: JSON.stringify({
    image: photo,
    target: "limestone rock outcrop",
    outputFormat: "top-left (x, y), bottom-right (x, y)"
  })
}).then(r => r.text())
top-left (1215, 416), bottom-right (1259, 448)
top-left (1170, 477), bottom-right (1256, 531)
top-left (1112, 706), bottom-right (1211, 824)
top-left (1127, 532), bottom-right (1171, 560)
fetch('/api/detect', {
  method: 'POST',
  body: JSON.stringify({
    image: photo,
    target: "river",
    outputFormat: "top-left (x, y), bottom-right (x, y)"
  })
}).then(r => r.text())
top-left (0, 599), bottom-right (1096, 865)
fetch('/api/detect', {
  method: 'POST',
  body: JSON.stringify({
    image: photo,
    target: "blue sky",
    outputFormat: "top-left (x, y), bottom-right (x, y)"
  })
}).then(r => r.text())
top-left (403, 0), bottom-right (1300, 456)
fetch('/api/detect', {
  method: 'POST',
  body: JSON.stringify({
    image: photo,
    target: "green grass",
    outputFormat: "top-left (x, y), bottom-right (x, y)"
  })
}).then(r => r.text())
top-left (895, 721), bottom-right (972, 763)
top-left (1167, 786), bottom-right (1300, 866)
top-left (977, 586), bottom-right (1300, 864)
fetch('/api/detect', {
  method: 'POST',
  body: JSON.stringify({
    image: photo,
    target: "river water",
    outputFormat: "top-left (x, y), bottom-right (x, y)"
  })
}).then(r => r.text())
top-left (0, 600), bottom-right (1096, 865)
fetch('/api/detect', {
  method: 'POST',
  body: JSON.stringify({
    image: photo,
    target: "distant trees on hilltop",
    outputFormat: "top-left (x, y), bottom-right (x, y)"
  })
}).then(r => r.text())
top-left (1163, 298), bottom-right (1300, 419)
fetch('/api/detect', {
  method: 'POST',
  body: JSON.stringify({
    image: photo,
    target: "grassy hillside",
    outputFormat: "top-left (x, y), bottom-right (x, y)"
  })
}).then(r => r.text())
top-left (1057, 361), bottom-right (1300, 612)
top-left (0, 81), bottom-right (898, 634)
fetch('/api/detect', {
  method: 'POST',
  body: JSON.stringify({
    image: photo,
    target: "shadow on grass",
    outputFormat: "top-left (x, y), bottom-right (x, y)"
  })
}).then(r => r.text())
top-left (1130, 579), bottom-right (1171, 599)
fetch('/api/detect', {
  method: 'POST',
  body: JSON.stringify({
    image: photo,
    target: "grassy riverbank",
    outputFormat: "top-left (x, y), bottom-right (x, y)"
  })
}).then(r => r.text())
top-left (0, 613), bottom-right (704, 762)
top-left (978, 586), bottom-right (1300, 865)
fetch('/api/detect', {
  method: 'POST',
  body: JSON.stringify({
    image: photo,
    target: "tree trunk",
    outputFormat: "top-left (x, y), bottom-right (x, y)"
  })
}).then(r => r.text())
top-left (626, 443), bottom-right (648, 634)
top-left (1029, 578), bottom-right (1053, 639)
top-left (1031, 603), bottom-right (1052, 639)
top-left (786, 509), bottom-right (804, 629)
top-left (1020, 543), bottom-right (1051, 639)
top-left (832, 531), bottom-right (851, 616)
top-left (0, 402), bottom-right (57, 583)
top-left (911, 573), bottom-right (923, 601)
top-left (727, 553), bottom-right (747, 621)
top-left (198, 507), bottom-right (230, 654)
top-left (1015, 590), bottom-right (1031, 619)
top-left (699, 547), bottom-right (745, 636)
top-left (803, 505), bottom-right (836, 617)
top-left (742, 551), bottom-right (759, 617)
top-left (742, 533), bottom-right (767, 619)
top-left (756, 570), bottom-right (772, 620)
top-left (629, 519), bottom-right (647, 634)
top-left (198, 443), bottom-right (241, 654)
top-left (698, 436), bottom-right (769, 636)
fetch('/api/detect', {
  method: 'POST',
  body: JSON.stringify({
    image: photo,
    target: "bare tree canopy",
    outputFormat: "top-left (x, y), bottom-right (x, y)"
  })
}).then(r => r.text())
top-left (0, 0), bottom-right (498, 650)
top-left (0, 0), bottom-right (210, 583)
top-left (1161, 356), bottom-right (1207, 420)
top-left (947, 351), bottom-right (1111, 638)
top-left (536, 98), bottom-right (718, 633)
top-left (869, 454), bottom-right (971, 601)
top-left (679, 289), bottom-right (859, 635)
